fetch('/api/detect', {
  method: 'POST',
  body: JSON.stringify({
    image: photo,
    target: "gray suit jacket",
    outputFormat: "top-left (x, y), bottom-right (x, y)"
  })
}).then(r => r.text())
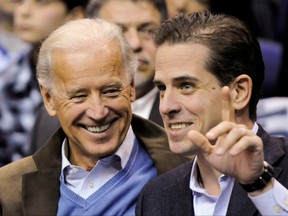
top-left (0, 115), bottom-right (188, 215)
top-left (136, 125), bottom-right (288, 216)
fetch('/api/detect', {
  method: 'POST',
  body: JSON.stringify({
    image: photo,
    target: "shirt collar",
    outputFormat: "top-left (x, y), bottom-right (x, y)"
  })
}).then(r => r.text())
top-left (252, 122), bottom-right (259, 134)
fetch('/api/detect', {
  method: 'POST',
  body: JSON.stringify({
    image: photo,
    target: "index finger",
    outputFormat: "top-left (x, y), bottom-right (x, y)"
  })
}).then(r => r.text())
top-left (221, 86), bottom-right (235, 122)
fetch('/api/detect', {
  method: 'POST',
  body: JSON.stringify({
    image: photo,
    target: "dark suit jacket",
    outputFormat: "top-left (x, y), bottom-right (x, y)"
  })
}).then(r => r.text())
top-left (149, 94), bottom-right (163, 127)
top-left (136, 125), bottom-right (288, 216)
top-left (0, 115), bottom-right (188, 215)
top-left (30, 96), bottom-right (163, 154)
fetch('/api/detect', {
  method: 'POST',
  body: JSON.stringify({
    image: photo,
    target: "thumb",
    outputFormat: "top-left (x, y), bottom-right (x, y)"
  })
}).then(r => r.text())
top-left (188, 130), bottom-right (212, 154)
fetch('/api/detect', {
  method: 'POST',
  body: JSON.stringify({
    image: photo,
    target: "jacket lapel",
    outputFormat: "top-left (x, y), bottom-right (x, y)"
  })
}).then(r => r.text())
top-left (148, 94), bottom-right (163, 127)
top-left (162, 162), bottom-right (194, 216)
top-left (22, 168), bottom-right (61, 215)
top-left (226, 183), bottom-right (258, 216)
top-left (22, 128), bottom-right (65, 215)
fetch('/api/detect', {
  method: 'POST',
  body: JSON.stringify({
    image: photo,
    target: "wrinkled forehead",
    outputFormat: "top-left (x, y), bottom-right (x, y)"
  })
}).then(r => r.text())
top-left (50, 40), bottom-right (126, 78)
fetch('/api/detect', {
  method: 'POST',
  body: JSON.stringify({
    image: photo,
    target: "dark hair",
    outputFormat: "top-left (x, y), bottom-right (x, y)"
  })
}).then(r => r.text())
top-left (63, 0), bottom-right (89, 12)
top-left (155, 11), bottom-right (265, 121)
top-left (86, 0), bottom-right (168, 21)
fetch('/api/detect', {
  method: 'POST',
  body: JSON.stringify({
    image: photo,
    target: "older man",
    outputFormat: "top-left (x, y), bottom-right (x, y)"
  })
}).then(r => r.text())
top-left (30, 0), bottom-right (169, 153)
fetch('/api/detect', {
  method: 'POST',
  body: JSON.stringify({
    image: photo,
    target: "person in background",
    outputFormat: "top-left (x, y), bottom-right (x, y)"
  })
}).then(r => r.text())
top-left (136, 12), bottom-right (288, 216)
top-left (0, 0), bottom-right (88, 166)
top-left (0, 18), bottom-right (187, 216)
top-left (0, 0), bottom-right (30, 69)
top-left (165, 0), bottom-right (210, 18)
top-left (0, 0), bottom-right (32, 165)
top-left (30, 0), bottom-right (167, 153)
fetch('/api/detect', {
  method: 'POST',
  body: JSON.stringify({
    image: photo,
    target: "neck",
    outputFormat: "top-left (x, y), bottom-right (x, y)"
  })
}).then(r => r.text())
top-left (67, 143), bottom-right (98, 172)
top-left (196, 154), bottom-right (222, 196)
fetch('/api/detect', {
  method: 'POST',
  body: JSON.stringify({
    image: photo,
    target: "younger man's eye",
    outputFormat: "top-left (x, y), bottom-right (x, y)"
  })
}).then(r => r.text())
top-left (181, 83), bottom-right (193, 90)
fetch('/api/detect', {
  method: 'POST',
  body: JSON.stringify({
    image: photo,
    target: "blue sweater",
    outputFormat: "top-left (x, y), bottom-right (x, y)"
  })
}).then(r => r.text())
top-left (57, 139), bottom-right (157, 216)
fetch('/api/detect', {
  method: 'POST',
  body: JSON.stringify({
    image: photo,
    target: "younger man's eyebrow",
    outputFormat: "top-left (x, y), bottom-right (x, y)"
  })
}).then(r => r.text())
top-left (173, 76), bottom-right (199, 83)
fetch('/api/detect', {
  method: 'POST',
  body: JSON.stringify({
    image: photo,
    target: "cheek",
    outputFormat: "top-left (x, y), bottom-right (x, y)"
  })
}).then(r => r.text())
top-left (54, 99), bottom-right (79, 121)
top-left (114, 99), bottom-right (132, 114)
top-left (184, 95), bottom-right (206, 114)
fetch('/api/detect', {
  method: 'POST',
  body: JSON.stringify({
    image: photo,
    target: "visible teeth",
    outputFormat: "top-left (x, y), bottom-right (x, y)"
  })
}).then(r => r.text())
top-left (170, 123), bottom-right (191, 130)
top-left (86, 124), bottom-right (110, 133)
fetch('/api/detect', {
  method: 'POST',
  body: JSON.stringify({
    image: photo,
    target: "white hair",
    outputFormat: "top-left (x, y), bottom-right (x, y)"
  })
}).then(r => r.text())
top-left (37, 18), bottom-right (136, 93)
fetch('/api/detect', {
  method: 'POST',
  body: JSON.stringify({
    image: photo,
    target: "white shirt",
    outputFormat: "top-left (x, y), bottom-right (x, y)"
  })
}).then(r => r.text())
top-left (60, 126), bottom-right (135, 199)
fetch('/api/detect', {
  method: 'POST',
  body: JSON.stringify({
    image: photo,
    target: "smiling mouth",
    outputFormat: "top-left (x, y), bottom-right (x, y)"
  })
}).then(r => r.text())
top-left (169, 123), bottom-right (192, 130)
top-left (85, 124), bottom-right (110, 133)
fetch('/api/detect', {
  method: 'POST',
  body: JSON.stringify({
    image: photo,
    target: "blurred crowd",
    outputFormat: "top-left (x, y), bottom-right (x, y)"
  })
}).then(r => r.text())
top-left (0, 0), bottom-right (287, 166)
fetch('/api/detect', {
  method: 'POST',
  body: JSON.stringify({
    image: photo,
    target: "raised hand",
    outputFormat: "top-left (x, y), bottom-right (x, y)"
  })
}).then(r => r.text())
top-left (187, 86), bottom-right (264, 184)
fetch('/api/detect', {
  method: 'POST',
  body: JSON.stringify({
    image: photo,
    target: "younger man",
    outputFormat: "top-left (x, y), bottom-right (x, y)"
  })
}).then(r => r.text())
top-left (136, 12), bottom-right (288, 215)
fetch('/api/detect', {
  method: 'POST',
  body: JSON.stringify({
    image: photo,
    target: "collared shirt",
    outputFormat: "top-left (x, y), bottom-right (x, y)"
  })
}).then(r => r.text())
top-left (190, 158), bottom-right (235, 216)
top-left (60, 126), bottom-right (135, 199)
top-left (131, 87), bottom-right (158, 119)
top-left (189, 123), bottom-right (288, 215)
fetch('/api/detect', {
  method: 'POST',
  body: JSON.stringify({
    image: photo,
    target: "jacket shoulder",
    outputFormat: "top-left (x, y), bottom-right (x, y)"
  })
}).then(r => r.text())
top-left (0, 156), bottom-right (36, 214)
top-left (0, 156), bottom-right (36, 181)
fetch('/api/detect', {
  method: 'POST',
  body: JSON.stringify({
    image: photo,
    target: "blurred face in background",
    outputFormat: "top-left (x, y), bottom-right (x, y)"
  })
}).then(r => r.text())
top-left (98, 0), bottom-right (162, 99)
top-left (166, 0), bottom-right (209, 18)
top-left (14, 0), bottom-right (69, 44)
top-left (0, 0), bottom-right (21, 31)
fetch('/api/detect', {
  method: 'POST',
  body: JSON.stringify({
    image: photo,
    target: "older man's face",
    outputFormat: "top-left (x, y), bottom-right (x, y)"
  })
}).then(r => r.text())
top-left (42, 39), bottom-right (135, 166)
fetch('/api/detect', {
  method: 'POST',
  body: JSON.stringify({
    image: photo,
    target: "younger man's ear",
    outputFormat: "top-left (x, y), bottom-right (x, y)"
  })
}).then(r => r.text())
top-left (230, 74), bottom-right (252, 110)
top-left (39, 85), bottom-right (57, 116)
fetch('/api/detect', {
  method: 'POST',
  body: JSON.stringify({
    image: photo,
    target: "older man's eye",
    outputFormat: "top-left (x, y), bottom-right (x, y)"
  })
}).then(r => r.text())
top-left (103, 88), bottom-right (121, 96)
top-left (70, 94), bottom-right (86, 102)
